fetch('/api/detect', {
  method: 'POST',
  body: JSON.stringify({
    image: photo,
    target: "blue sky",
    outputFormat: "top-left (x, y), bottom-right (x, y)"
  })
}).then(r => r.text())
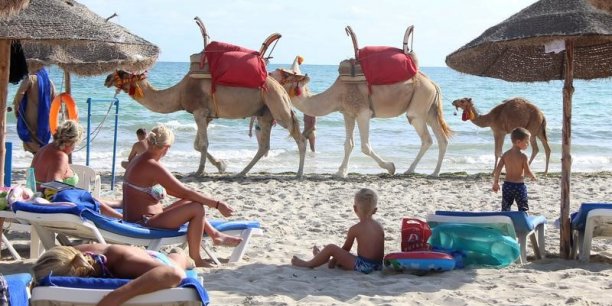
top-left (79, 0), bottom-right (537, 66)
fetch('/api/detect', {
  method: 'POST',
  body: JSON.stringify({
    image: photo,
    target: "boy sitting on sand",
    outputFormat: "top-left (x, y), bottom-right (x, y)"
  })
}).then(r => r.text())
top-left (492, 127), bottom-right (537, 212)
top-left (291, 188), bottom-right (384, 274)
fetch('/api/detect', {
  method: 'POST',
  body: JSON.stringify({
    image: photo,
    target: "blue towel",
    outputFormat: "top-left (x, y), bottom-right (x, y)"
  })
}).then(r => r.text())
top-left (4, 273), bottom-right (32, 306)
top-left (17, 68), bottom-right (52, 145)
top-left (38, 274), bottom-right (209, 305)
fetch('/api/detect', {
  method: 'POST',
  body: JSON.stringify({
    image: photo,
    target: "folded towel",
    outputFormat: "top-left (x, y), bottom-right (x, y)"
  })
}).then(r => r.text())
top-left (3, 273), bottom-right (32, 306)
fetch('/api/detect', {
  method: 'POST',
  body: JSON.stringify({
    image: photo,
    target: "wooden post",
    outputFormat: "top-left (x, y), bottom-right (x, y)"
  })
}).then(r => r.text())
top-left (560, 39), bottom-right (575, 259)
top-left (0, 40), bottom-right (11, 187)
top-left (63, 70), bottom-right (73, 164)
top-left (64, 70), bottom-right (71, 94)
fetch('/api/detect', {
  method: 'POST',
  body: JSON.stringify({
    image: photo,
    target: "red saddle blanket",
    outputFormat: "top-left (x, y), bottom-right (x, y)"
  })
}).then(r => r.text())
top-left (358, 46), bottom-right (418, 87)
top-left (204, 41), bottom-right (267, 92)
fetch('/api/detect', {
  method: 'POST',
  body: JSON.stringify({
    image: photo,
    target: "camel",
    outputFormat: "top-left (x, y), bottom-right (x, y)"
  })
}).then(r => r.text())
top-left (104, 21), bottom-right (305, 177)
top-left (451, 97), bottom-right (551, 174)
top-left (269, 26), bottom-right (452, 177)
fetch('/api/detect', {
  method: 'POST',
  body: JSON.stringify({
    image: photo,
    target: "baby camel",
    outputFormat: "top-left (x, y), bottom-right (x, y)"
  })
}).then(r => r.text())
top-left (452, 97), bottom-right (551, 174)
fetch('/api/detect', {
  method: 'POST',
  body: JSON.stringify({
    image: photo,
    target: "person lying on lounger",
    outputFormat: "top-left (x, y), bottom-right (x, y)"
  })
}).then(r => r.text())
top-left (30, 120), bottom-right (122, 219)
top-left (122, 124), bottom-right (242, 267)
top-left (31, 244), bottom-right (194, 306)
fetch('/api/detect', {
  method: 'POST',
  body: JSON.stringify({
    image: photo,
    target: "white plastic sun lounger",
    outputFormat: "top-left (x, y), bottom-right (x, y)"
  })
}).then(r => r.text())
top-left (12, 200), bottom-right (263, 265)
top-left (570, 203), bottom-right (612, 262)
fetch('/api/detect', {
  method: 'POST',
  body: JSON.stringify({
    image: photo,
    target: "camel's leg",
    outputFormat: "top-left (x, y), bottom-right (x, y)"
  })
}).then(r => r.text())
top-left (404, 115), bottom-right (432, 175)
top-left (237, 112), bottom-right (273, 177)
top-left (355, 110), bottom-right (395, 175)
top-left (426, 108), bottom-right (448, 177)
top-left (539, 133), bottom-right (551, 175)
top-left (493, 132), bottom-right (506, 173)
top-left (335, 113), bottom-right (356, 178)
top-left (529, 136), bottom-right (539, 165)
top-left (193, 110), bottom-right (211, 176)
top-left (206, 153), bottom-right (227, 174)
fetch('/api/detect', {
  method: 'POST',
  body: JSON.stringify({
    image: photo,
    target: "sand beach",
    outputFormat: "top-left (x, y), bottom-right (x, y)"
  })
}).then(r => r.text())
top-left (1, 169), bottom-right (611, 305)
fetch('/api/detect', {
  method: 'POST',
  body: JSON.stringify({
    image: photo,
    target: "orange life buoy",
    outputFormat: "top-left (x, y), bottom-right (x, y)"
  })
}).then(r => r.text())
top-left (49, 93), bottom-right (79, 135)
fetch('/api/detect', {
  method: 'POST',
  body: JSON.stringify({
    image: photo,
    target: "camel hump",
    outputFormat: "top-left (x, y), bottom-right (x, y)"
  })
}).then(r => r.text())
top-left (345, 25), bottom-right (359, 59)
top-left (259, 33), bottom-right (282, 62)
top-left (194, 16), bottom-right (209, 49)
top-left (403, 25), bottom-right (414, 54)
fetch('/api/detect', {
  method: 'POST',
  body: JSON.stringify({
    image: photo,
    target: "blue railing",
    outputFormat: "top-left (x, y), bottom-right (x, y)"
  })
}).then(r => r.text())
top-left (86, 98), bottom-right (119, 190)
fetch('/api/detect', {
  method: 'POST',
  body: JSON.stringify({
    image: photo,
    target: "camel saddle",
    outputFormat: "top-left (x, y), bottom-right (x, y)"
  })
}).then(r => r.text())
top-left (342, 25), bottom-right (419, 87)
top-left (188, 17), bottom-right (281, 85)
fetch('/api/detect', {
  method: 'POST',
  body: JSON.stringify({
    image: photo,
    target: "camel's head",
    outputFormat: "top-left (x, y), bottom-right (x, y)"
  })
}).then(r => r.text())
top-left (269, 55), bottom-right (310, 98)
top-left (104, 70), bottom-right (147, 98)
top-left (451, 97), bottom-right (476, 121)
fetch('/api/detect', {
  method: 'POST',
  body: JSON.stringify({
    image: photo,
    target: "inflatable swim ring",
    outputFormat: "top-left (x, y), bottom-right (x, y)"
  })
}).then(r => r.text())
top-left (384, 251), bottom-right (455, 273)
top-left (428, 223), bottom-right (520, 267)
top-left (49, 93), bottom-right (79, 135)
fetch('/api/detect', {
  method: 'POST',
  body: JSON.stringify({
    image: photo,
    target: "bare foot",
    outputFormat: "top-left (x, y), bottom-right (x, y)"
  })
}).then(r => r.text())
top-left (212, 232), bottom-right (242, 247)
top-left (193, 257), bottom-right (215, 268)
top-left (312, 245), bottom-right (321, 256)
top-left (291, 256), bottom-right (310, 267)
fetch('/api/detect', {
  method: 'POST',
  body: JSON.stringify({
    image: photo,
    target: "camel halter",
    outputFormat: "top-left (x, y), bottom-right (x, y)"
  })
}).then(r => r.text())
top-left (112, 71), bottom-right (147, 99)
top-left (276, 72), bottom-right (303, 97)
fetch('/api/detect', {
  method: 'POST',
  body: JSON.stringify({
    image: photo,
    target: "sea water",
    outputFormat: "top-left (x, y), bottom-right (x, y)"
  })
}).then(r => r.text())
top-left (5, 62), bottom-right (612, 175)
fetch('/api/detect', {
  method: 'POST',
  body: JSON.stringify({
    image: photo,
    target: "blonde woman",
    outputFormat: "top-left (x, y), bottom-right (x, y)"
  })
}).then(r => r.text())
top-left (122, 124), bottom-right (241, 267)
top-left (31, 120), bottom-right (121, 218)
top-left (32, 244), bottom-right (193, 306)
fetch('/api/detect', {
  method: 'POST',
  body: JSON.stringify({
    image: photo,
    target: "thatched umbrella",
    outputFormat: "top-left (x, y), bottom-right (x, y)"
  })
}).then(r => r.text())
top-left (0, 0), bottom-right (160, 186)
top-left (0, 0), bottom-right (29, 17)
top-left (446, 0), bottom-right (612, 259)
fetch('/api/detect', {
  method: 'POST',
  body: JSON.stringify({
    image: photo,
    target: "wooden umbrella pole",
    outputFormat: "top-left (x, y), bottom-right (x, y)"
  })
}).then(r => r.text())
top-left (0, 40), bottom-right (11, 187)
top-left (64, 70), bottom-right (71, 94)
top-left (560, 39), bottom-right (575, 259)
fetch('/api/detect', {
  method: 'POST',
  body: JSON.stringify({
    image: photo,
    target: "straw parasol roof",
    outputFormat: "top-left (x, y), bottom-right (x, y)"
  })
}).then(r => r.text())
top-left (0, 0), bottom-right (29, 17)
top-left (445, 0), bottom-right (612, 259)
top-left (446, 0), bottom-right (612, 82)
top-left (0, 0), bottom-right (160, 186)
top-left (0, 0), bottom-right (159, 75)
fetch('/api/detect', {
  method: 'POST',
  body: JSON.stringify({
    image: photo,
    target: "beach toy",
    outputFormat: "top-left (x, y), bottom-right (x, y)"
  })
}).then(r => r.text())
top-left (384, 251), bottom-right (456, 274)
top-left (49, 93), bottom-right (79, 135)
top-left (401, 217), bottom-right (432, 251)
top-left (429, 223), bottom-right (520, 268)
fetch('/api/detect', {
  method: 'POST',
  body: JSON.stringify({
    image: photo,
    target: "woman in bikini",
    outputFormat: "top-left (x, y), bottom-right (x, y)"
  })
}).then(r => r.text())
top-left (32, 244), bottom-right (194, 306)
top-left (122, 124), bottom-right (241, 267)
top-left (30, 120), bottom-right (121, 218)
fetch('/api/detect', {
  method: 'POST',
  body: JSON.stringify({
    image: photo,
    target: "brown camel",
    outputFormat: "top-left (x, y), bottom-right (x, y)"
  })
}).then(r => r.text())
top-left (104, 20), bottom-right (305, 177)
top-left (104, 70), bottom-right (306, 177)
top-left (451, 97), bottom-right (551, 174)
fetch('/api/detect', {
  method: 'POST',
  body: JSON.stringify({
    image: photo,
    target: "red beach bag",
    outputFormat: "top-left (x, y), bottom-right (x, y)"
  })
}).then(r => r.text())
top-left (401, 218), bottom-right (432, 252)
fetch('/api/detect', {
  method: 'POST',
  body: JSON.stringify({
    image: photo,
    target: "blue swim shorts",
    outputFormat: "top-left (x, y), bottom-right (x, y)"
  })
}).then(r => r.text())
top-left (354, 256), bottom-right (382, 274)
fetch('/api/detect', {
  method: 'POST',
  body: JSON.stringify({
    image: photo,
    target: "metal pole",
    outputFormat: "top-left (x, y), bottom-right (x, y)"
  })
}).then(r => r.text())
top-left (111, 98), bottom-right (119, 190)
top-left (86, 97), bottom-right (92, 166)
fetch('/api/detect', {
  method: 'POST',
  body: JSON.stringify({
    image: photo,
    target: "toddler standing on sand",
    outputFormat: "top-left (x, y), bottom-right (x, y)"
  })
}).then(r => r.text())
top-left (492, 127), bottom-right (537, 212)
top-left (291, 188), bottom-right (385, 274)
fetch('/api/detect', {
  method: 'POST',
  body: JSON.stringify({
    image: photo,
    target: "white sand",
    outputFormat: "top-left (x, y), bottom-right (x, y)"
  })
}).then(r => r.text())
top-left (1, 170), bottom-right (611, 305)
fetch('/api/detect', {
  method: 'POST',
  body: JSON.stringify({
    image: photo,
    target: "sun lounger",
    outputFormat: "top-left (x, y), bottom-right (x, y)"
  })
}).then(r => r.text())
top-left (69, 165), bottom-right (102, 199)
top-left (0, 210), bottom-right (44, 259)
top-left (30, 269), bottom-right (209, 306)
top-left (570, 202), bottom-right (612, 262)
top-left (12, 200), bottom-right (263, 265)
top-left (427, 211), bottom-right (547, 263)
